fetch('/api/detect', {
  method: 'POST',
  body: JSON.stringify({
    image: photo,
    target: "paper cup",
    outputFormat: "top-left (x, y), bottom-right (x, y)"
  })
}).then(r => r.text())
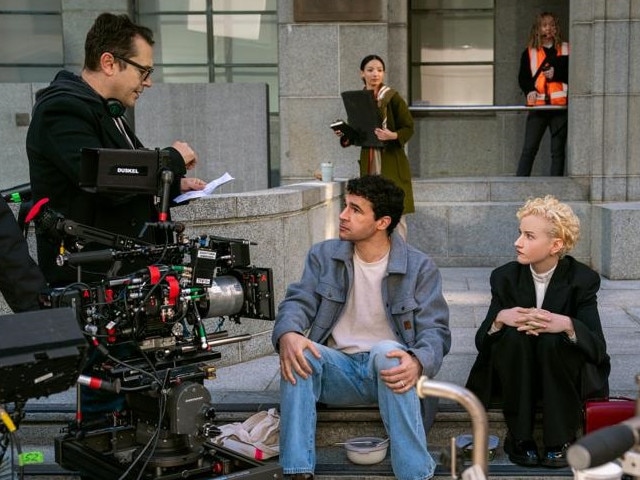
top-left (321, 162), bottom-right (334, 182)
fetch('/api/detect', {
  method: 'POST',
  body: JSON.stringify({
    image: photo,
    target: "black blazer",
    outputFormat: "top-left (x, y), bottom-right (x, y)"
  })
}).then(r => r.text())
top-left (466, 256), bottom-right (610, 406)
top-left (26, 71), bottom-right (187, 285)
top-left (0, 198), bottom-right (47, 312)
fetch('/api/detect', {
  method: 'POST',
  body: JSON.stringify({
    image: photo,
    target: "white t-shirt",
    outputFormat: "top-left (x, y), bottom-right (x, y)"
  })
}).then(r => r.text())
top-left (329, 250), bottom-right (396, 353)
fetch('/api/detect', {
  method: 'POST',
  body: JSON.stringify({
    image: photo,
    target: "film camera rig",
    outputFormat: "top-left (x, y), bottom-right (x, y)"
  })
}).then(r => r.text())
top-left (19, 149), bottom-right (281, 480)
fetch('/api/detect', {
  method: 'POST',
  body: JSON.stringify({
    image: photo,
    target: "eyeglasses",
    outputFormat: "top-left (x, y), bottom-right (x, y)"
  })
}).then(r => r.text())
top-left (112, 54), bottom-right (154, 81)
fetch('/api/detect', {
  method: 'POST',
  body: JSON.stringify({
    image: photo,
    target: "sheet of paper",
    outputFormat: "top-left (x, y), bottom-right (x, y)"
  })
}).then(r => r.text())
top-left (173, 172), bottom-right (234, 203)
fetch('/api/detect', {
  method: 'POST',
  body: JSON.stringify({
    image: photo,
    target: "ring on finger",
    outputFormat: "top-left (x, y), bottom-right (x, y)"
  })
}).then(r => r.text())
top-left (401, 381), bottom-right (406, 388)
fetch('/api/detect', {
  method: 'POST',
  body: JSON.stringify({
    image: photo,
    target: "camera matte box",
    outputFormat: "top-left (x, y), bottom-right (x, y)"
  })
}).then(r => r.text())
top-left (0, 307), bottom-right (88, 403)
top-left (79, 148), bottom-right (162, 194)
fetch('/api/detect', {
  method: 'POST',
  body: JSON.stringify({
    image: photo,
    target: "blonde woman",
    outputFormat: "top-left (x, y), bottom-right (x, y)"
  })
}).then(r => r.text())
top-left (466, 195), bottom-right (610, 468)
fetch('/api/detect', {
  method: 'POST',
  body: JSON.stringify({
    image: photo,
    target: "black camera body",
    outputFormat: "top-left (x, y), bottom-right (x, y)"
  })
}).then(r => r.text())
top-left (8, 160), bottom-right (281, 479)
top-left (40, 234), bottom-right (274, 385)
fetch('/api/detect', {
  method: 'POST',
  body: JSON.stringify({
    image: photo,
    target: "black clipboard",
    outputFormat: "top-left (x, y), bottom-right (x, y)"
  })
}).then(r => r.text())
top-left (340, 90), bottom-right (385, 148)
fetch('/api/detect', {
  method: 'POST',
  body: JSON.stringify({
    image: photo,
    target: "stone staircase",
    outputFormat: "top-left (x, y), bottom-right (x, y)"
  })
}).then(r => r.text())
top-left (4, 267), bottom-right (587, 480)
top-left (7, 395), bottom-right (571, 480)
top-left (406, 176), bottom-right (592, 270)
top-left (5, 177), bottom-right (640, 480)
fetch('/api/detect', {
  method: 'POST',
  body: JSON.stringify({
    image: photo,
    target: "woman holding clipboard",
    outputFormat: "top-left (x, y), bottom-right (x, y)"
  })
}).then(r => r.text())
top-left (334, 54), bottom-right (415, 238)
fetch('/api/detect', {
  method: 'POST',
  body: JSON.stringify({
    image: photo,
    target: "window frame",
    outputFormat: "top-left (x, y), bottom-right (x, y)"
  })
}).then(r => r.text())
top-left (409, 1), bottom-right (495, 107)
top-left (133, 0), bottom-right (278, 112)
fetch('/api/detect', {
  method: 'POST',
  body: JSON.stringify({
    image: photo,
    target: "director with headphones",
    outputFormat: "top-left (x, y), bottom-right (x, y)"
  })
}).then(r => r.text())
top-left (24, 13), bottom-right (209, 430)
top-left (26, 12), bottom-right (207, 287)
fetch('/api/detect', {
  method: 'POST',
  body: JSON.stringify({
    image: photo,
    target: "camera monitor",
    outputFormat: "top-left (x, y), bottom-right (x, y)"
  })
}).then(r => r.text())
top-left (79, 148), bottom-right (167, 195)
top-left (0, 307), bottom-right (88, 403)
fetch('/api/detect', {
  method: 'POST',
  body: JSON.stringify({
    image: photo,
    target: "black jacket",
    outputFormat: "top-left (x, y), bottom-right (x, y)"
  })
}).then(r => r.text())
top-left (26, 70), bottom-right (187, 285)
top-left (0, 198), bottom-right (47, 312)
top-left (518, 46), bottom-right (569, 95)
top-left (466, 256), bottom-right (610, 405)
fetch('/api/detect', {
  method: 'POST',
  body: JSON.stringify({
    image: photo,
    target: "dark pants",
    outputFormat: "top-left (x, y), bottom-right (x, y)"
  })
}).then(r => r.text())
top-left (491, 328), bottom-right (584, 446)
top-left (516, 110), bottom-right (568, 176)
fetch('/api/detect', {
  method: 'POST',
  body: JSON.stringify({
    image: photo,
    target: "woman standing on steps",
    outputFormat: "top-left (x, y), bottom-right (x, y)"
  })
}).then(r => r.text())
top-left (335, 54), bottom-right (415, 238)
top-left (516, 12), bottom-right (569, 176)
top-left (465, 195), bottom-right (610, 469)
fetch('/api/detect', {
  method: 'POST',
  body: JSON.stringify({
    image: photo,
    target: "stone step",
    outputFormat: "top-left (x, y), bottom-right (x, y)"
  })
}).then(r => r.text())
top-left (7, 400), bottom-right (573, 480)
top-left (412, 176), bottom-right (590, 203)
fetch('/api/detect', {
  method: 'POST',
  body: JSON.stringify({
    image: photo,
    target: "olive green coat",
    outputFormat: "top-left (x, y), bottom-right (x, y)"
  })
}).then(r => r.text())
top-left (358, 88), bottom-right (415, 214)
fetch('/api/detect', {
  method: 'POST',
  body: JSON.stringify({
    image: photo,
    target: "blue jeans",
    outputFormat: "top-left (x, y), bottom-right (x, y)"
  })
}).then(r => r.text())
top-left (279, 340), bottom-right (435, 480)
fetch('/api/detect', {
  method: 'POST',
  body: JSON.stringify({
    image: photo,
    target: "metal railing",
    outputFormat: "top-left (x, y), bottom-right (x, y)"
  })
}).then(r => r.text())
top-left (410, 104), bottom-right (567, 114)
top-left (416, 377), bottom-right (489, 477)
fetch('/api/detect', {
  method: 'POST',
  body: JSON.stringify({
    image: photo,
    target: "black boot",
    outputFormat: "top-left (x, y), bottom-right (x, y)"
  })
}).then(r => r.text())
top-left (504, 431), bottom-right (539, 467)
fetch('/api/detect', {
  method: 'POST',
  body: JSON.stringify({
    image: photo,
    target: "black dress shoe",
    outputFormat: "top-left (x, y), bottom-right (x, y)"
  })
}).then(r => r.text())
top-left (504, 432), bottom-right (539, 467)
top-left (541, 443), bottom-right (570, 468)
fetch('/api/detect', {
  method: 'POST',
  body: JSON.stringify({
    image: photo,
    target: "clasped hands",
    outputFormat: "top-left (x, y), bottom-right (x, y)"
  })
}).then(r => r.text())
top-left (278, 332), bottom-right (421, 394)
top-left (494, 307), bottom-right (573, 336)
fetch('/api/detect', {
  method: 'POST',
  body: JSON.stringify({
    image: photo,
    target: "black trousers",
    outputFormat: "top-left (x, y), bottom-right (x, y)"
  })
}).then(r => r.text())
top-left (516, 110), bottom-right (568, 176)
top-left (491, 328), bottom-right (584, 446)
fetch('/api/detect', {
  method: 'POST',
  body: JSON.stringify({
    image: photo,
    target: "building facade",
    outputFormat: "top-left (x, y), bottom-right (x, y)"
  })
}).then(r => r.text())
top-left (2, 0), bottom-right (640, 278)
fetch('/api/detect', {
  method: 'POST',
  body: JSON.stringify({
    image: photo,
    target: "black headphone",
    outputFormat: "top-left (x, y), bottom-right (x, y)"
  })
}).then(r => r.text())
top-left (105, 98), bottom-right (126, 118)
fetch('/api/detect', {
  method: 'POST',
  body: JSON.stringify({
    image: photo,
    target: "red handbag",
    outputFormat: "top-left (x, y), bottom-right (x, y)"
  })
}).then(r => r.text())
top-left (584, 397), bottom-right (636, 434)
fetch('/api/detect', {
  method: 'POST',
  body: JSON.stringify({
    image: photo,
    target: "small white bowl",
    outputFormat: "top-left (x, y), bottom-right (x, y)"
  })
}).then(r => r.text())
top-left (344, 437), bottom-right (389, 465)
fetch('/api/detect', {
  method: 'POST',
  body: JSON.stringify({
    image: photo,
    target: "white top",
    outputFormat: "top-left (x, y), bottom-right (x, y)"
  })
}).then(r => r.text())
top-left (530, 264), bottom-right (557, 308)
top-left (329, 250), bottom-right (396, 353)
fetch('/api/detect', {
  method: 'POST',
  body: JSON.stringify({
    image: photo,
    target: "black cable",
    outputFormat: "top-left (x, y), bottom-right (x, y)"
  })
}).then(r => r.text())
top-left (116, 370), bottom-right (169, 480)
top-left (134, 371), bottom-right (169, 480)
top-left (10, 431), bottom-right (23, 480)
top-left (105, 352), bottom-right (160, 385)
top-left (1, 403), bottom-right (25, 480)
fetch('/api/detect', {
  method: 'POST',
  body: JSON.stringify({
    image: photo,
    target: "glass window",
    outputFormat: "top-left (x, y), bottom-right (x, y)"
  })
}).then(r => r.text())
top-left (138, 0), bottom-right (206, 12)
top-left (153, 65), bottom-right (210, 83)
top-left (212, 13), bottom-right (277, 64)
top-left (213, 66), bottom-right (277, 110)
top-left (410, 0), bottom-right (494, 105)
top-left (0, 4), bottom-right (62, 82)
top-left (138, 14), bottom-right (209, 64)
top-left (135, 0), bottom-right (278, 113)
top-left (0, 0), bottom-right (60, 11)
top-left (0, 66), bottom-right (60, 83)
top-left (213, 0), bottom-right (277, 9)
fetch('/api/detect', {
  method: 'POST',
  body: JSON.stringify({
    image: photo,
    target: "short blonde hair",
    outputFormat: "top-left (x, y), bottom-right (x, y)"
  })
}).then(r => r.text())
top-left (517, 195), bottom-right (580, 257)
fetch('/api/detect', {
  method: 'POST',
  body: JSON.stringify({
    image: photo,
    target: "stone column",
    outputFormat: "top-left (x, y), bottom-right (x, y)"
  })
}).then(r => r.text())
top-left (278, 0), bottom-right (406, 184)
top-left (568, 0), bottom-right (640, 201)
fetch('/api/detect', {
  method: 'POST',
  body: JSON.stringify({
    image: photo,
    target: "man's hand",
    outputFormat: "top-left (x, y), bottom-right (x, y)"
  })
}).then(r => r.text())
top-left (278, 332), bottom-right (321, 385)
top-left (180, 177), bottom-right (207, 193)
top-left (379, 350), bottom-right (422, 394)
top-left (172, 140), bottom-right (198, 170)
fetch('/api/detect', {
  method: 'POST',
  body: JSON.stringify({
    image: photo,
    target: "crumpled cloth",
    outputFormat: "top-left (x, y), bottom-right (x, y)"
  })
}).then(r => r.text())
top-left (212, 408), bottom-right (280, 460)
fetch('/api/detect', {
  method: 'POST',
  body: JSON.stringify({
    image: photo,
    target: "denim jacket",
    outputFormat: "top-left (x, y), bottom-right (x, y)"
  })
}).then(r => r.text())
top-left (271, 233), bottom-right (451, 378)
